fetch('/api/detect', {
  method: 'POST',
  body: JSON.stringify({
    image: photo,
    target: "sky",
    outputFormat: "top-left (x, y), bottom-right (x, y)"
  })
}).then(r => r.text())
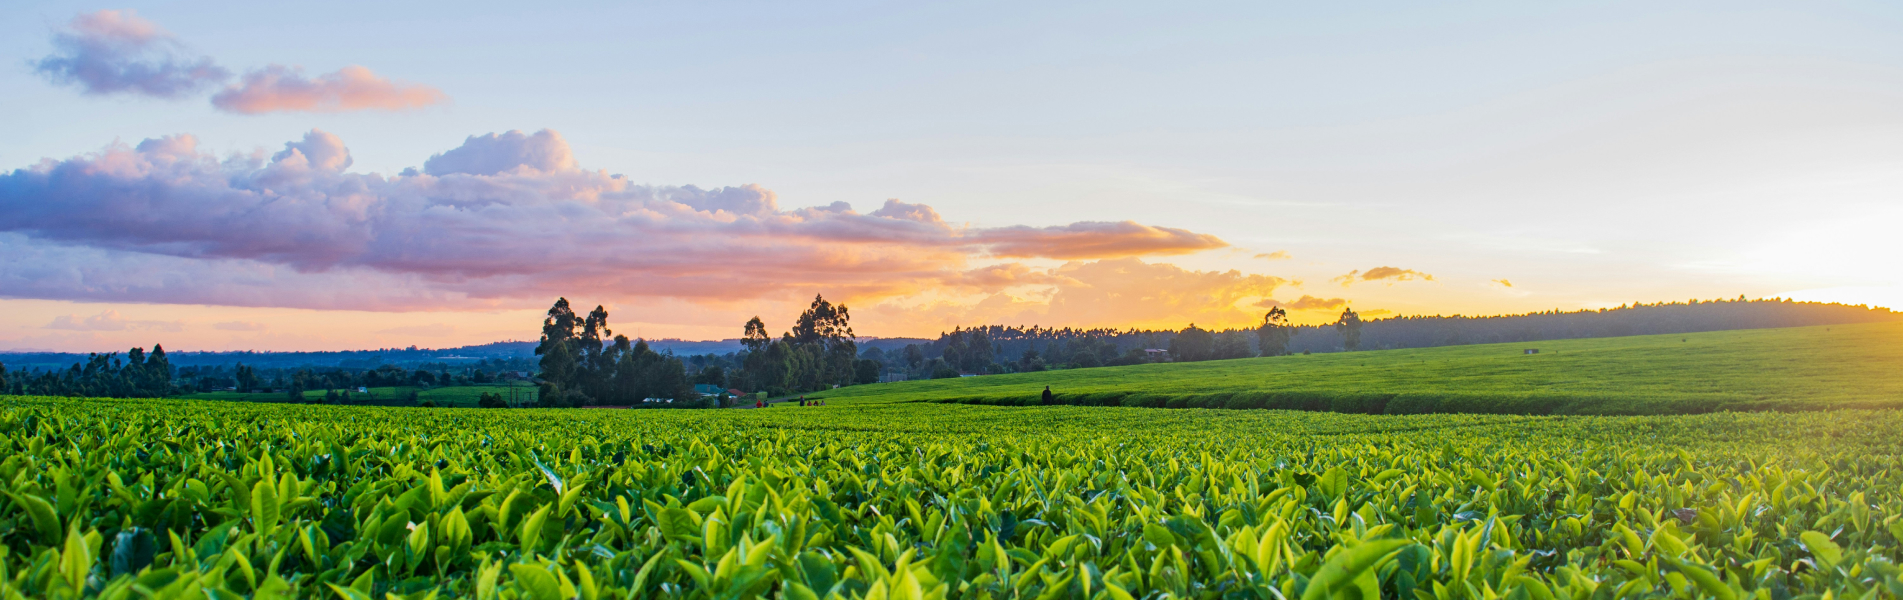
top-left (3, 1), bottom-right (1901, 352)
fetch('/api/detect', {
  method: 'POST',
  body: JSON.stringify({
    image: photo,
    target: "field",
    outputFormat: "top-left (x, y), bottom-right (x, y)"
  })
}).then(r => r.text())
top-left (180, 384), bottom-right (539, 407)
top-left (812, 322), bottom-right (1903, 414)
top-left (0, 396), bottom-right (1899, 599)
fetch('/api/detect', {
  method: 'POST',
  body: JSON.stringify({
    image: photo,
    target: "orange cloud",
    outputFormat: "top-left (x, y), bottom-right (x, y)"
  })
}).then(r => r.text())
top-left (211, 65), bottom-right (447, 114)
top-left (1492, 279), bottom-right (1513, 287)
top-left (1256, 250), bottom-right (1292, 260)
top-left (1334, 266), bottom-right (1435, 286)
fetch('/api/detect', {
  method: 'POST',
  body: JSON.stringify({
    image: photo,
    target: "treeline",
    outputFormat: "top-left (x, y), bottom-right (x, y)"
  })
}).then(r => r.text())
top-left (872, 296), bottom-right (1899, 376)
top-left (3, 349), bottom-right (535, 401)
top-left (532, 299), bottom-right (701, 407)
top-left (1, 345), bottom-right (174, 398)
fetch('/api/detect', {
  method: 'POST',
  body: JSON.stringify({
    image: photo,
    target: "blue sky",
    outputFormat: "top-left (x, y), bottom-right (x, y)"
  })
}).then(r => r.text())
top-left (3, 1), bottom-right (1902, 350)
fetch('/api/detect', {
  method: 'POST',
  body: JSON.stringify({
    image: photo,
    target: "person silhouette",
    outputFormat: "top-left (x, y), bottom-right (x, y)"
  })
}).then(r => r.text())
top-left (1042, 385), bottom-right (1054, 404)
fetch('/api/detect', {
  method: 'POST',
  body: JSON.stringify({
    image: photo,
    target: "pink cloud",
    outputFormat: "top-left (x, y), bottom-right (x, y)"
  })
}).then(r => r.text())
top-left (32, 10), bottom-right (230, 97)
top-left (0, 130), bottom-right (1231, 312)
top-left (211, 65), bottom-right (448, 114)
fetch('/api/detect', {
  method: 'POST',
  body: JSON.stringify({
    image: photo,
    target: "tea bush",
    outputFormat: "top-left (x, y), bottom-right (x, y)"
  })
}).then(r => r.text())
top-left (0, 396), bottom-right (1898, 599)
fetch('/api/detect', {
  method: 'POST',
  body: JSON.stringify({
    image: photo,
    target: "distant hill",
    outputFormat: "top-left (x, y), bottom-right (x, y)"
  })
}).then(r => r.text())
top-left (0, 336), bottom-right (930, 373)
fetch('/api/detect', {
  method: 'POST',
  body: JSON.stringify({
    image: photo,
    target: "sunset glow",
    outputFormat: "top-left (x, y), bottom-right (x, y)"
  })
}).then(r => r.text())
top-left (5, 2), bottom-right (1900, 352)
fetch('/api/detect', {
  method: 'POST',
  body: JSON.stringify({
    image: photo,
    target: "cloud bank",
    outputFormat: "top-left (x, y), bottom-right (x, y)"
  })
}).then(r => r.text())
top-left (0, 129), bottom-right (1228, 312)
top-left (211, 65), bottom-right (448, 114)
top-left (31, 10), bottom-right (230, 98)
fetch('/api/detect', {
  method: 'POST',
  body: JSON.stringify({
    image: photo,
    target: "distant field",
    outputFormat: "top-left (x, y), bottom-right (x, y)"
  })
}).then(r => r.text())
top-left (179, 383), bottom-right (538, 406)
top-left (810, 322), bottom-right (1903, 414)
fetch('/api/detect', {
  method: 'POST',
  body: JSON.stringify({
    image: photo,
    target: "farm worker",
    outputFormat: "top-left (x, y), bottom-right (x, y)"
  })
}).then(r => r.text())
top-left (1042, 385), bottom-right (1054, 404)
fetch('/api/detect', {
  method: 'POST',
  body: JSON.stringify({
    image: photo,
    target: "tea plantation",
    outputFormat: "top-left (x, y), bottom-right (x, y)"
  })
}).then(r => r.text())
top-left (811, 322), bottom-right (1903, 414)
top-left (0, 396), bottom-right (1899, 599)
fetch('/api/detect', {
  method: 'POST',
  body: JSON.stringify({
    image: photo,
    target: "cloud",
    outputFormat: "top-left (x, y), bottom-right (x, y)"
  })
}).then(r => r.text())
top-left (211, 65), bottom-right (448, 114)
top-left (940, 263), bottom-right (1080, 292)
top-left (31, 10), bottom-right (230, 97)
top-left (1333, 266), bottom-right (1436, 286)
top-left (1492, 279), bottom-right (1513, 287)
top-left (32, 10), bottom-right (444, 114)
top-left (422, 130), bottom-right (577, 176)
top-left (46, 310), bottom-right (182, 332)
top-left (1255, 295), bottom-right (1349, 311)
top-left (213, 321), bottom-right (267, 331)
top-left (0, 130), bottom-right (1229, 311)
top-left (972, 221), bottom-right (1226, 259)
top-left (1255, 251), bottom-right (1292, 260)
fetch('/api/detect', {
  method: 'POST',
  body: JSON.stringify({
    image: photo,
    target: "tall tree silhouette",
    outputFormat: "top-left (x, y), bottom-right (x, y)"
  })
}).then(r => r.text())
top-left (1335, 307), bottom-right (1364, 351)
top-left (1257, 307), bottom-right (1293, 356)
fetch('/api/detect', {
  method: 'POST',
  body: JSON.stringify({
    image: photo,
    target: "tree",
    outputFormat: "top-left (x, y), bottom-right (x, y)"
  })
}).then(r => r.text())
top-left (478, 392), bottom-right (506, 408)
top-left (1257, 307), bottom-right (1293, 357)
top-left (146, 344), bottom-right (172, 395)
top-left (792, 294), bottom-right (853, 349)
top-left (235, 364), bottom-right (258, 393)
top-left (941, 327), bottom-right (996, 373)
top-left (929, 359), bottom-right (960, 379)
top-left (693, 365), bottom-right (727, 386)
top-left (0, 361), bottom-right (8, 393)
top-left (288, 369), bottom-right (312, 402)
top-left (792, 294), bottom-right (858, 387)
top-left (536, 298), bottom-right (583, 404)
top-left (1168, 324), bottom-right (1215, 362)
top-left (1069, 351), bottom-right (1101, 369)
top-left (1017, 349), bottom-right (1046, 372)
top-left (537, 340), bottom-right (579, 406)
top-left (1211, 331), bottom-right (1253, 359)
top-left (903, 344), bottom-right (926, 370)
top-left (1335, 307), bottom-right (1364, 351)
top-left (853, 359), bottom-right (880, 384)
top-left (742, 317), bottom-right (771, 353)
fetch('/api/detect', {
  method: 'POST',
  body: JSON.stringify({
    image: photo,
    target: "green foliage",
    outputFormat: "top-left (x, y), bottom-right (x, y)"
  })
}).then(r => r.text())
top-left (0, 395), bottom-right (1898, 598)
top-left (811, 322), bottom-right (1903, 414)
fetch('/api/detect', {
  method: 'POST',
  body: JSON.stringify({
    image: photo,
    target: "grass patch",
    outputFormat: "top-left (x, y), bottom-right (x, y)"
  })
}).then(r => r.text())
top-left (810, 322), bottom-right (1903, 414)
